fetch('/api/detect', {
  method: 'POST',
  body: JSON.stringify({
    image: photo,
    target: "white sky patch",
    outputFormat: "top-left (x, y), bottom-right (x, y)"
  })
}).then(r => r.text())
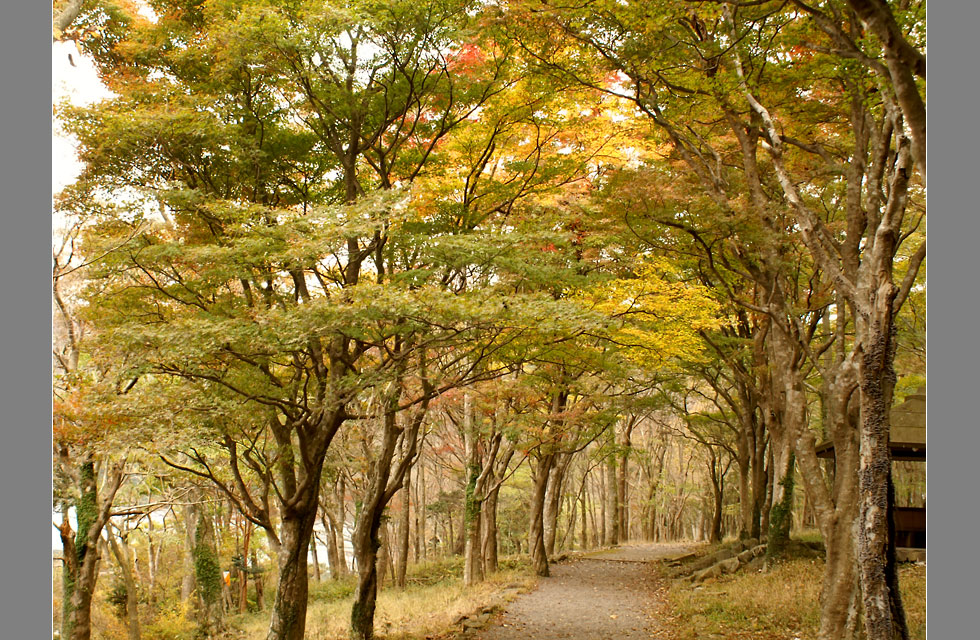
top-left (53, 40), bottom-right (118, 238)
top-left (53, 40), bottom-right (114, 195)
top-left (136, 0), bottom-right (159, 23)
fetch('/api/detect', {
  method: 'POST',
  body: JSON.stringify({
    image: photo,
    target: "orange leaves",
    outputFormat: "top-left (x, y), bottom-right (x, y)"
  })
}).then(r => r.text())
top-left (446, 43), bottom-right (488, 78)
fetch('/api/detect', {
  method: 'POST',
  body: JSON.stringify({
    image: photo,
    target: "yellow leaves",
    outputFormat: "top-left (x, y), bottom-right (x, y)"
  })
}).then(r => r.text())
top-left (576, 258), bottom-right (720, 369)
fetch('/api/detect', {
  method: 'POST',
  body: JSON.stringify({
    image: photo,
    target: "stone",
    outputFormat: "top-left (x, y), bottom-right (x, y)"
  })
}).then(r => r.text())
top-left (719, 557), bottom-right (741, 574)
top-left (745, 556), bottom-right (765, 572)
top-left (694, 564), bottom-right (723, 583)
top-left (737, 550), bottom-right (754, 564)
top-left (666, 552), bottom-right (696, 564)
top-left (714, 548), bottom-right (736, 562)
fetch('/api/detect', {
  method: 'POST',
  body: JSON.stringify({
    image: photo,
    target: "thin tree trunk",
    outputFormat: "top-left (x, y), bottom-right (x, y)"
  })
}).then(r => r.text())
top-left (544, 454), bottom-right (569, 556)
top-left (322, 514), bottom-right (337, 579)
top-left (240, 518), bottom-right (252, 614)
top-left (252, 551), bottom-right (265, 611)
top-left (311, 533), bottom-right (322, 583)
top-left (350, 383), bottom-right (430, 640)
top-left (106, 526), bottom-right (141, 640)
top-left (181, 492), bottom-right (200, 605)
top-left (605, 459), bottom-right (619, 545)
top-left (396, 476), bottom-right (411, 587)
top-left (462, 391), bottom-right (484, 586)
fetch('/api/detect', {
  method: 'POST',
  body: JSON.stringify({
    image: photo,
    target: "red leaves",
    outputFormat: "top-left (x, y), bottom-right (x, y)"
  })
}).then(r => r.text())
top-left (446, 43), bottom-right (487, 77)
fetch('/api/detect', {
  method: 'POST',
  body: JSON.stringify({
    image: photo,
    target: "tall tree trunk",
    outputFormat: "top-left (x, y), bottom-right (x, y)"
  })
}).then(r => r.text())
top-left (605, 459), bottom-right (619, 546)
top-left (462, 391), bottom-right (484, 587)
top-left (750, 421), bottom-right (769, 540)
top-left (543, 454), bottom-right (569, 556)
top-left (708, 451), bottom-right (724, 544)
top-left (252, 551), bottom-right (265, 611)
top-left (350, 385), bottom-right (430, 640)
top-left (481, 485), bottom-right (500, 572)
top-left (311, 533), bottom-right (322, 583)
top-left (818, 425), bottom-right (863, 640)
top-left (857, 320), bottom-right (909, 640)
top-left (617, 421), bottom-right (633, 542)
top-left (766, 448), bottom-right (795, 560)
top-left (106, 526), bottom-right (141, 640)
top-left (239, 518), bottom-right (252, 614)
top-left (597, 469), bottom-right (607, 546)
top-left (415, 463), bottom-right (425, 562)
top-left (528, 453), bottom-right (555, 577)
top-left (350, 512), bottom-right (381, 640)
top-left (266, 506), bottom-right (317, 640)
top-left (146, 515), bottom-right (158, 604)
top-left (324, 513), bottom-right (342, 579)
top-left (481, 441), bottom-right (513, 574)
top-left (181, 494), bottom-right (200, 605)
top-left (61, 457), bottom-right (125, 640)
top-left (194, 509), bottom-right (224, 638)
top-left (395, 475), bottom-right (411, 588)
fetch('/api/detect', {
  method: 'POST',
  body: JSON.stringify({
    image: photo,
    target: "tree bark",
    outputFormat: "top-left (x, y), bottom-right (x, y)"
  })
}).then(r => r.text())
top-left (62, 457), bottom-right (125, 640)
top-left (462, 392), bottom-right (484, 587)
top-left (544, 453), bottom-right (570, 556)
top-left (266, 506), bottom-right (318, 640)
top-left (324, 512), bottom-right (342, 579)
top-left (395, 474), bottom-right (411, 588)
top-left (605, 459), bottom-right (618, 545)
top-left (53, 0), bottom-right (86, 37)
top-left (350, 383), bottom-right (430, 640)
top-left (311, 533), bottom-right (322, 583)
top-left (106, 526), bottom-right (141, 640)
top-left (857, 321), bottom-right (909, 640)
top-left (181, 492), bottom-right (200, 605)
top-left (528, 453), bottom-right (555, 577)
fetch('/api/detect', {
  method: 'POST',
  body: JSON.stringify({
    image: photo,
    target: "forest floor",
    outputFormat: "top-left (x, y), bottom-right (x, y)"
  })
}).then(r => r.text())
top-left (468, 543), bottom-right (693, 640)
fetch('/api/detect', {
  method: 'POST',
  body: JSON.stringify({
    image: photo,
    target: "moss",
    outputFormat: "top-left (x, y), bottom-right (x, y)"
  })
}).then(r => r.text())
top-left (464, 464), bottom-right (480, 524)
top-left (193, 523), bottom-right (221, 606)
top-left (766, 453), bottom-right (795, 560)
top-left (75, 461), bottom-right (97, 563)
top-left (61, 559), bottom-right (76, 639)
top-left (63, 460), bottom-right (98, 639)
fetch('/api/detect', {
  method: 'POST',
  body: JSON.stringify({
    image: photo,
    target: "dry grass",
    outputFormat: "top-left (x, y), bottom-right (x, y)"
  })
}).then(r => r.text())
top-left (235, 562), bottom-right (535, 640)
top-left (661, 553), bottom-right (926, 640)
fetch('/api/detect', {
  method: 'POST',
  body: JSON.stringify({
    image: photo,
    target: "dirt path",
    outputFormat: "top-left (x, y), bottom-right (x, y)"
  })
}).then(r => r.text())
top-left (472, 543), bottom-right (693, 640)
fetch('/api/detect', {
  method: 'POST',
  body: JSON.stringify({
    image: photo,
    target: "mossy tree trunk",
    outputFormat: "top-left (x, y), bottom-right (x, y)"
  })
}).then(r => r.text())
top-left (193, 509), bottom-right (224, 638)
top-left (58, 454), bottom-right (126, 640)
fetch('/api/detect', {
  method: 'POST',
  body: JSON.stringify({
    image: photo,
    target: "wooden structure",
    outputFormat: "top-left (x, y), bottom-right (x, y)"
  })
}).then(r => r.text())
top-left (815, 387), bottom-right (926, 549)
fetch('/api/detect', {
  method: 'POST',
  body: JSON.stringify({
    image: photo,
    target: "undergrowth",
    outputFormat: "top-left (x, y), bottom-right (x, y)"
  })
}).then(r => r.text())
top-left (660, 540), bottom-right (925, 640)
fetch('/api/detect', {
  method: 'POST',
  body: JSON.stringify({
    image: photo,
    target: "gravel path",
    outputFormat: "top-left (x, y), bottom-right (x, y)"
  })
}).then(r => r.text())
top-left (472, 543), bottom-right (692, 640)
